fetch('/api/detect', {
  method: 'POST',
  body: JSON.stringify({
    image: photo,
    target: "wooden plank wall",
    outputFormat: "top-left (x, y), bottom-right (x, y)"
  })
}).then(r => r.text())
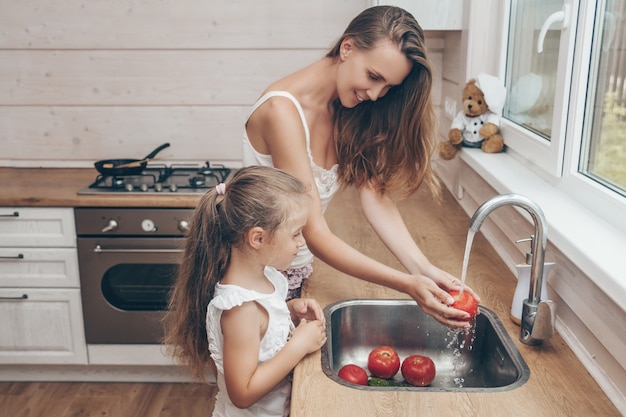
top-left (0, 0), bottom-right (446, 168)
top-left (0, 0), bottom-right (369, 166)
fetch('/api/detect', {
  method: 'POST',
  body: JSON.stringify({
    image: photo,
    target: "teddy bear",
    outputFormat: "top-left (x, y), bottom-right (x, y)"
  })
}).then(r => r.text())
top-left (439, 73), bottom-right (506, 160)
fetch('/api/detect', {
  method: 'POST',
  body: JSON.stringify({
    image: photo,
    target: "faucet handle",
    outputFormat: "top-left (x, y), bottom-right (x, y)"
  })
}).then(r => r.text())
top-left (515, 236), bottom-right (534, 245)
top-left (515, 236), bottom-right (535, 264)
top-left (531, 300), bottom-right (556, 340)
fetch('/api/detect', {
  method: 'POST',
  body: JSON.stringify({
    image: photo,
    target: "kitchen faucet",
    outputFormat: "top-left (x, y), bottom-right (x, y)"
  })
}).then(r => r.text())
top-left (468, 193), bottom-right (556, 345)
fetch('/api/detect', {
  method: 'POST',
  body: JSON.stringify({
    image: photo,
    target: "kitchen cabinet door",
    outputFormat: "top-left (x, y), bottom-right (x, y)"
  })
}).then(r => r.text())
top-left (0, 288), bottom-right (87, 364)
top-left (0, 248), bottom-right (80, 288)
top-left (0, 208), bottom-right (76, 247)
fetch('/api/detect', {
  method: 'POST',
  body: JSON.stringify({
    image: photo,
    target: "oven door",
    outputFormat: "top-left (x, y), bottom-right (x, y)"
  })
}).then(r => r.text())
top-left (77, 237), bottom-right (184, 344)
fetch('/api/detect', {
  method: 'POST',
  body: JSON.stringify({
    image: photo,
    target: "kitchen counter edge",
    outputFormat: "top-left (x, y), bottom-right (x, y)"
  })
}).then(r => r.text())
top-left (0, 168), bottom-right (202, 208)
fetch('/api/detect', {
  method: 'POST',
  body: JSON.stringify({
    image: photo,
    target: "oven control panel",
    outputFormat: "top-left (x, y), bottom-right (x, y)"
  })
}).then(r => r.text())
top-left (75, 208), bottom-right (195, 237)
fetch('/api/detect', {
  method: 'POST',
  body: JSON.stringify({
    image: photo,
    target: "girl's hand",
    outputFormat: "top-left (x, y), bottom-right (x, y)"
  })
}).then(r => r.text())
top-left (288, 298), bottom-right (325, 323)
top-left (291, 318), bottom-right (327, 354)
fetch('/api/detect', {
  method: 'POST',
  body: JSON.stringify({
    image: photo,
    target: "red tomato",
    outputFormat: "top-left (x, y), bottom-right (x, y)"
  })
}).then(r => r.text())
top-left (401, 355), bottom-right (436, 387)
top-left (449, 290), bottom-right (479, 320)
top-left (367, 346), bottom-right (400, 379)
top-left (337, 364), bottom-right (368, 385)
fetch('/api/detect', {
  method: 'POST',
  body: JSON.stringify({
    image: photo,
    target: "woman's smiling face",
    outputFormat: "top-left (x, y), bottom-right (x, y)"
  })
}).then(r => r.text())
top-left (336, 38), bottom-right (412, 108)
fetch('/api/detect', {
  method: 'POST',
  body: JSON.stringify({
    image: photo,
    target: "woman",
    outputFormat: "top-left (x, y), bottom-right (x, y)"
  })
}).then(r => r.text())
top-left (243, 5), bottom-right (478, 328)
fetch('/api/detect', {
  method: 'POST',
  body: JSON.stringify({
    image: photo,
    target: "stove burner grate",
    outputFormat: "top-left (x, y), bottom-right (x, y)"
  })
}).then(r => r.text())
top-left (79, 161), bottom-right (232, 195)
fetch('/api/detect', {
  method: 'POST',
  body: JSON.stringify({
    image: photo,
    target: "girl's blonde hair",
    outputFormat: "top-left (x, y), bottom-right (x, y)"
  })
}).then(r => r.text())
top-left (163, 166), bottom-right (309, 380)
top-left (327, 5), bottom-right (440, 199)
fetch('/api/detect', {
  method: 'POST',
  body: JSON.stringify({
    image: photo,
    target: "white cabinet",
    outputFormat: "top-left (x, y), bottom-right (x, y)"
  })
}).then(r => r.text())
top-left (0, 207), bottom-right (87, 364)
top-left (0, 289), bottom-right (86, 364)
top-left (0, 208), bottom-right (76, 247)
top-left (376, 0), bottom-right (463, 31)
top-left (0, 248), bottom-right (80, 288)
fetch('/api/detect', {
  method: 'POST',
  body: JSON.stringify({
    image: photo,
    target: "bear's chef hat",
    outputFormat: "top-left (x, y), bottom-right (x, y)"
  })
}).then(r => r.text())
top-left (475, 73), bottom-right (506, 115)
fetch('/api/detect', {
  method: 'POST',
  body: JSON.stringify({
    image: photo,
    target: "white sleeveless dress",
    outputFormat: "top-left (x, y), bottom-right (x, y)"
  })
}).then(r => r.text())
top-left (206, 267), bottom-right (295, 417)
top-left (242, 91), bottom-right (340, 269)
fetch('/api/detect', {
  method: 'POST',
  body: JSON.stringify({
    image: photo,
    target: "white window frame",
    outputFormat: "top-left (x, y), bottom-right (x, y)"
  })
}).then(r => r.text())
top-left (458, 0), bottom-right (626, 307)
top-left (559, 0), bottom-right (626, 232)
top-left (501, 0), bottom-right (578, 178)
top-left (500, 0), bottom-right (626, 234)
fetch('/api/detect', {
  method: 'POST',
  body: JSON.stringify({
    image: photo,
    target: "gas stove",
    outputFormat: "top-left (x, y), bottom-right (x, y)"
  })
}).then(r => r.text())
top-left (78, 161), bottom-right (233, 195)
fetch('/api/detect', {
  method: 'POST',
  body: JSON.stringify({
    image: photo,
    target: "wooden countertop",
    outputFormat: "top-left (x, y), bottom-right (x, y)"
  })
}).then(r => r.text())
top-left (0, 167), bottom-right (202, 208)
top-left (1, 168), bottom-right (620, 415)
top-left (292, 186), bottom-right (621, 417)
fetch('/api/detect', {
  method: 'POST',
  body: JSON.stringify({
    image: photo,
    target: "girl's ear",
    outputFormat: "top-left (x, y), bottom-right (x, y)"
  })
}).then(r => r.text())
top-left (248, 226), bottom-right (266, 249)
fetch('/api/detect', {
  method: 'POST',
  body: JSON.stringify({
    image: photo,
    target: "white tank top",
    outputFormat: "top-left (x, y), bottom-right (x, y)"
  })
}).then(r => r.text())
top-left (242, 91), bottom-right (340, 269)
top-left (207, 267), bottom-right (294, 417)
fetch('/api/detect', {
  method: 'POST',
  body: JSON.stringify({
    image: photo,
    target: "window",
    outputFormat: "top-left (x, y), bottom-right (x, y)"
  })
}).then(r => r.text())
top-left (502, 0), bottom-right (626, 233)
top-left (505, 0), bottom-right (564, 141)
top-left (579, 0), bottom-right (626, 197)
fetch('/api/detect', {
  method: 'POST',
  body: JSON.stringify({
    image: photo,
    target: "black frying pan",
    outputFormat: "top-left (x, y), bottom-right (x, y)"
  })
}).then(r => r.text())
top-left (94, 143), bottom-right (171, 176)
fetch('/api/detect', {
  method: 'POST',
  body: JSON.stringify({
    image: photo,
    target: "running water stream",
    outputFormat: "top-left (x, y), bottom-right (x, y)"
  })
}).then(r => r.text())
top-left (450, 229), bottom-right (478, 387)
top-left (459, 230), bottom-right (476, 293)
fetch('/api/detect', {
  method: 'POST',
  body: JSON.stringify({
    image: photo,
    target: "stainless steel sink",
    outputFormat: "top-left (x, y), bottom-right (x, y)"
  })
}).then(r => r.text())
top-left (321, 299), bottom-right (530, 392)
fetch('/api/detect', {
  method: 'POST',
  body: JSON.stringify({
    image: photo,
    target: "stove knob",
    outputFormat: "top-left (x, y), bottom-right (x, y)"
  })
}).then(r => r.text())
top-left (102, 219), bottom-right (118, 233)
top-left (125, 183), bottom-right (134, 192)
top-left (140, 183), bottom-right (149, 192)
top-left (169, 184), bottom-right (178, 192)
top-left (154, 183), bottom-right (163, 192)
top-left (178, 220), bottom-right (190, 233)
top-left (141, 219), bottom-right (157, 232)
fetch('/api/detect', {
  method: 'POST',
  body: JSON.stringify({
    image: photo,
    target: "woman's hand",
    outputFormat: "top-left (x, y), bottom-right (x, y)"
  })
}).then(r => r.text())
top-left (405, 267), bottom-right (481, 330)
top-left (356, 186), bottom-right (482, 329)
top-left (288, 298), bottom-right (325, 324)
top-left (424, 264), bottom-right (482, 303)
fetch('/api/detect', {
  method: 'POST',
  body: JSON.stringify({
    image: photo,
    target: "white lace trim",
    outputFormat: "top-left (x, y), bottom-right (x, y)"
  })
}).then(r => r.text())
top-left (206, 267), bottom-right (292, 374)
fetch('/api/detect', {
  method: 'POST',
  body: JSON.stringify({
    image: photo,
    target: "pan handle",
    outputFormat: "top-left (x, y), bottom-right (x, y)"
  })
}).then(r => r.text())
top-left (143, 143), bottom-right (170, 160)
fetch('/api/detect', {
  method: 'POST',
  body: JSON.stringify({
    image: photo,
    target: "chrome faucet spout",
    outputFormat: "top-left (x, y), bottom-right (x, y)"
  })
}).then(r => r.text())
top-left (468, 193), bottom-right (555, 345)
top-left (469, 194), bottom-right (547, 304)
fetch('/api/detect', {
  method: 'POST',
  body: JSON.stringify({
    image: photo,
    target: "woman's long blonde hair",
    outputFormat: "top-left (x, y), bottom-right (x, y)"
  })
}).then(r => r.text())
top-left (163, 166), bottom-right (309, 380)
top-left (328, 5), bottom-right (440, 198)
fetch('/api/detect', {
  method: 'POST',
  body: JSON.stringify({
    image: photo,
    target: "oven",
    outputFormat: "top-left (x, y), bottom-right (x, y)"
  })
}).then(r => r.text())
top-left (75, 207), bottom-right (194, 344)
top-left (75, 160), bottom-right (232, 344)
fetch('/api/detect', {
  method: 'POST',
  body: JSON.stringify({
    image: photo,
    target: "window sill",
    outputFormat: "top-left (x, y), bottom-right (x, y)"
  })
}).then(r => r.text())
top-left (459, 148), bottom-right (626, 307)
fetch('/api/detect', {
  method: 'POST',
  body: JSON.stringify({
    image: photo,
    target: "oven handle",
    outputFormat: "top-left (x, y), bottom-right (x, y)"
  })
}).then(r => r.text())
top-left (93, 244), bottom-right (183, 254)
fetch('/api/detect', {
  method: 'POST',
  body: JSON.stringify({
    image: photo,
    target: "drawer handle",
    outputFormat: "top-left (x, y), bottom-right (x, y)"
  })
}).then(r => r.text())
top-left (0, 253), bottom-right (24, 259)
top-left (0, 294), bottom-right (28, 300)
top-left (0, 211), bottom-right (19, 218)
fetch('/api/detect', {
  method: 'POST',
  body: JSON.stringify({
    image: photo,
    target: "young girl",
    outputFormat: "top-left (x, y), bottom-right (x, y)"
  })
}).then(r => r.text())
top-left (165, 166), bottom-right (327, 417)
top-left (243, 5), bottom-right (480, 329)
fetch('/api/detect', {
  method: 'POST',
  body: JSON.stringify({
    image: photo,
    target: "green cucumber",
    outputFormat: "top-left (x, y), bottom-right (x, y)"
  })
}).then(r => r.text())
top-left (367, 377), bottom-right (411, 387)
